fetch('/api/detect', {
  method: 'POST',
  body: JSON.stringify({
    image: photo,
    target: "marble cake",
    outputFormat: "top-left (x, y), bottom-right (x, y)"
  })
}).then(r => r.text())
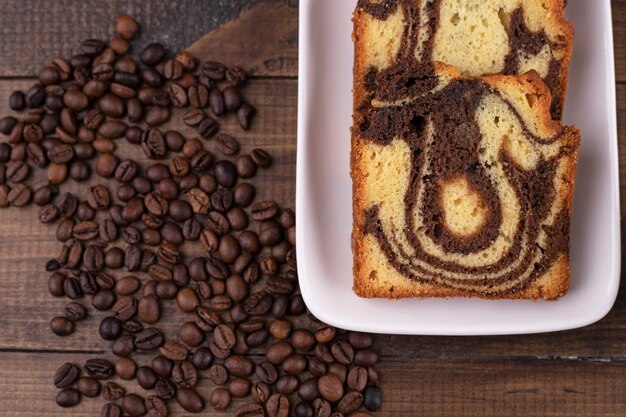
top-left (351, 1), bottom-right (580, 299)
top-left (353, 0), bottom-right (573, 119)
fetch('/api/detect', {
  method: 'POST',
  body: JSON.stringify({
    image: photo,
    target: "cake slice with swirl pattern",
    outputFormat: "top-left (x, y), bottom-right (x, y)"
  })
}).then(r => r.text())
top-left (351, 1), bottom-right (580, 299)
top-left (354, 0), bottom-right (573, 118)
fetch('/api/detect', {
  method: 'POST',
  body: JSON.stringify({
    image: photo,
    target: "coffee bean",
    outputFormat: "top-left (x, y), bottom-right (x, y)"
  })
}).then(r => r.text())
top-left (182, 190), bottom-right (208, 217)
top-left (159, 340), bottom-right (188, 361)
top-left (141, 43), bottom-right (166, 66)
top-left (295, 402), bottom-right (314, 417)
top-left (275, 375), bottom-right (299, 395)
top-left (168, 199), bottom-right (192, 221)
top-left (318, 374), bottom-right (344, 402)
top-left (331, 341), bottom-right (355, 365)
top-left (170, 360), bottom-right (198, 389)
top-left (188, 85), bottom-right (209, 108)
top-left (48, 272), bottom-right (66, 297)
top-left (56, 388), bottom-right (81, 408)
top-left (0, 116), bottom-right (17, 135)
top-left (167, 83), bottom-right (187, 108)
top-left (194, 305), bottom-right (221, 331)
top-left (54, 362), bottom-right (80, 388)
top-left (211, 188), bottom-right (234, 213)
top-left (265, 342), bottom-right (294, 365)
top-left (224, 87), bottom-right (243, 112)
top-left (236, 155), bottom-right (257, 178)
top-left (78, 271), bottom-right (98, 295)
top-left (211, 135), bottom-right (239, 158)
top-left (154, 377), bottom-right (176, 399)
top-left (229, 378), bottom-right (251, 398)
top-left (198, 116), bottom-right (219, 138)
top-left (99, 120), bottom-right (128, 139)
top-left (182, 108), bottom-right (206, 126)
top-left (237, 102), bottom-right (255, 130)
top-left (25, 144), bottom-right (45, 170)
top-left (25, 83), bottom-right (45, 107)
top-left (63, 301), bottom-right (86, 322)
top-left (9, 91), bottom-right (25, 111)
top-left (203, 61), bottom-right (226, 80)
top-left (122, 394), bottom-right (147, 417)
top-left (84, 358), bottom-right (114, 379)
top-left (92, 289), bottom-right (116, 311)
top-left (223, 354), bottom-right (253, 378)
top-left (140, 67), bottom-right (163, 87)
top-left (134, 366), bottom-right (158, 391)
top-left (251, 202), bottom-right (278, 222)
top-left (101, 402), bottom-right (122, 417)
top-left (175, 387), bottom-right (203, 412)
top-left (6, 161), bottom-right (29, 184)
top-left (292, 329), bottom-right (316, 351)
top-left (211, 325), bottom-right (235, 355)
top-left (210, 387), bottom-right (231, 410)
top-left (99, 316), bottom-right (122, 340)
top-left (98, 93), bottom-right (126, 118)
top-left (145, 106), bottom-right (171, 126)
top-left (347, 366), bottom-right (368, 392)
top-left (137, 87), bottom-right (170, 107)
top-left (266, 393), bottom-right (289, 417)
top-left (145, 395), bottom-right (168, 417)
top-left (147, 357), bottom-right (172, 379)
top-left (190, 149), bottom-right (214, 171)
top-left (209, 89), bottom-right (225, 115)
top-left (83, 244), bottom-right (104, 272)
top-left (363, 386), bottom-right (382, 411)
top-left (114, 357), bottom-right (136, 381)
top-left (50, 316), bottom-right (74, 336)
top-left (328, 363), bottom-right (348, 384)
top-left (99, 382), bottom-right (124, 403)
top-left (251, 148), bottom-right (273, 168)
top-left (236, 402), bottom-right (265, 417)
top-left (188, 348), bottom-right (213, 371)
top-left (135, 327), bottom-right (164, 351)
top-left (77, 376), bottom-right (101, 398)
top-left (116, 15), bottom-right (139, 39)
top-left (209, 363), bottom-right (228, 385)
top-left (96, 152), bottom-right (120, 177)
top-left (354, 349), bottom-right (379, 367)
top-left (63, 89), bottom-right (89, 111)
top-left (298, 377), bottom-right (320, 402)
top-left (142, 128), bottom-right (166, 159)
top-left (37, 203), bottom-right (59, 223)
top-left (137, 294), bottom-right (160, 324)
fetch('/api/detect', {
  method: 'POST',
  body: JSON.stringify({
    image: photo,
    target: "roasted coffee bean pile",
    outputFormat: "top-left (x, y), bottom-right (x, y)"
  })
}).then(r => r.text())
top-left (1, 15), bottom-right (383, 417)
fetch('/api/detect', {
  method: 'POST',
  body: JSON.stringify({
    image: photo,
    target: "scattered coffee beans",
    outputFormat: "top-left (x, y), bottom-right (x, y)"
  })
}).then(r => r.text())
top-left (0, 14), bottom-right (382, 417)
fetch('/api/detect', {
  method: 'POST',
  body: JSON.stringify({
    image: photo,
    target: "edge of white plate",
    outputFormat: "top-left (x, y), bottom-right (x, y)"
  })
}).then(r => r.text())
top-left (296, 0), bottom-right (621, 335)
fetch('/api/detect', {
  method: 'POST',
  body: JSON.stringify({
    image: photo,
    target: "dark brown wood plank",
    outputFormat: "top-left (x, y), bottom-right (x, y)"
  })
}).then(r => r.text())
top-left (613, 0), bottom-right (626, 81)
top-left (187, 1), bottom-right (298, 77)
top-left (1, 352), bottom-right (626, 416)
top-left (0, 0), bottom-right (299, 78)
top-left (0, 78), bottom-right (625, 359)
top-left (0, 1), bottom-right (624, 81)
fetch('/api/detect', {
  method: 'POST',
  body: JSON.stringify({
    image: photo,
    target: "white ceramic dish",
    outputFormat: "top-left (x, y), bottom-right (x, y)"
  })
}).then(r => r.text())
top-left (296, 0), bottom-right (620, 335)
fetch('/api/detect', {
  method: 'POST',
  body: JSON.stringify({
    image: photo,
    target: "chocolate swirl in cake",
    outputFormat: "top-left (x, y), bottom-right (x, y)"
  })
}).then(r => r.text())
top-left (353, 1), bottom-right (577, 296)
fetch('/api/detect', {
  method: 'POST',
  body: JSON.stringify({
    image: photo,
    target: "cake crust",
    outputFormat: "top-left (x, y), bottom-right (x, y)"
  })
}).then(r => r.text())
top-left (351, 3), bottom-right (579, 300)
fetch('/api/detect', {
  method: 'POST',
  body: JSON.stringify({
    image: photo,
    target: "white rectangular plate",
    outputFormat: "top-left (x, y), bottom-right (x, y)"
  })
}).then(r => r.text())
top-left (296, 0), bottom-right (620, 335)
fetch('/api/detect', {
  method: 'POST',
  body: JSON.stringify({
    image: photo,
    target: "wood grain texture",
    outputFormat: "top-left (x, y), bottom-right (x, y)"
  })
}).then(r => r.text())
top-left (0, 0), bottom-right (296, 78)
top-left (187, 0), bottom-right (299, 77)
top-left (1, 352), bottom-right (626, 416)
top-left (1, 1), bottom-right (625, 81)
top-left (0, 1), bottom-right (624, 416)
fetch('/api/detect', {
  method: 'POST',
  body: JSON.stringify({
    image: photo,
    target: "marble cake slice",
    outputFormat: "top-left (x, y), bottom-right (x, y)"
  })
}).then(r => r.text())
top-left (351, 51), bottom-right (580, 298)
top-left (353, 0), bottom-right (573, 119)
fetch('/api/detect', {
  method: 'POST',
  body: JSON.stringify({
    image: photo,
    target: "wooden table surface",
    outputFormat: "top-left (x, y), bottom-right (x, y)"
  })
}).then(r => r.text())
top-left (0, 1), bottom-right (624, 416)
